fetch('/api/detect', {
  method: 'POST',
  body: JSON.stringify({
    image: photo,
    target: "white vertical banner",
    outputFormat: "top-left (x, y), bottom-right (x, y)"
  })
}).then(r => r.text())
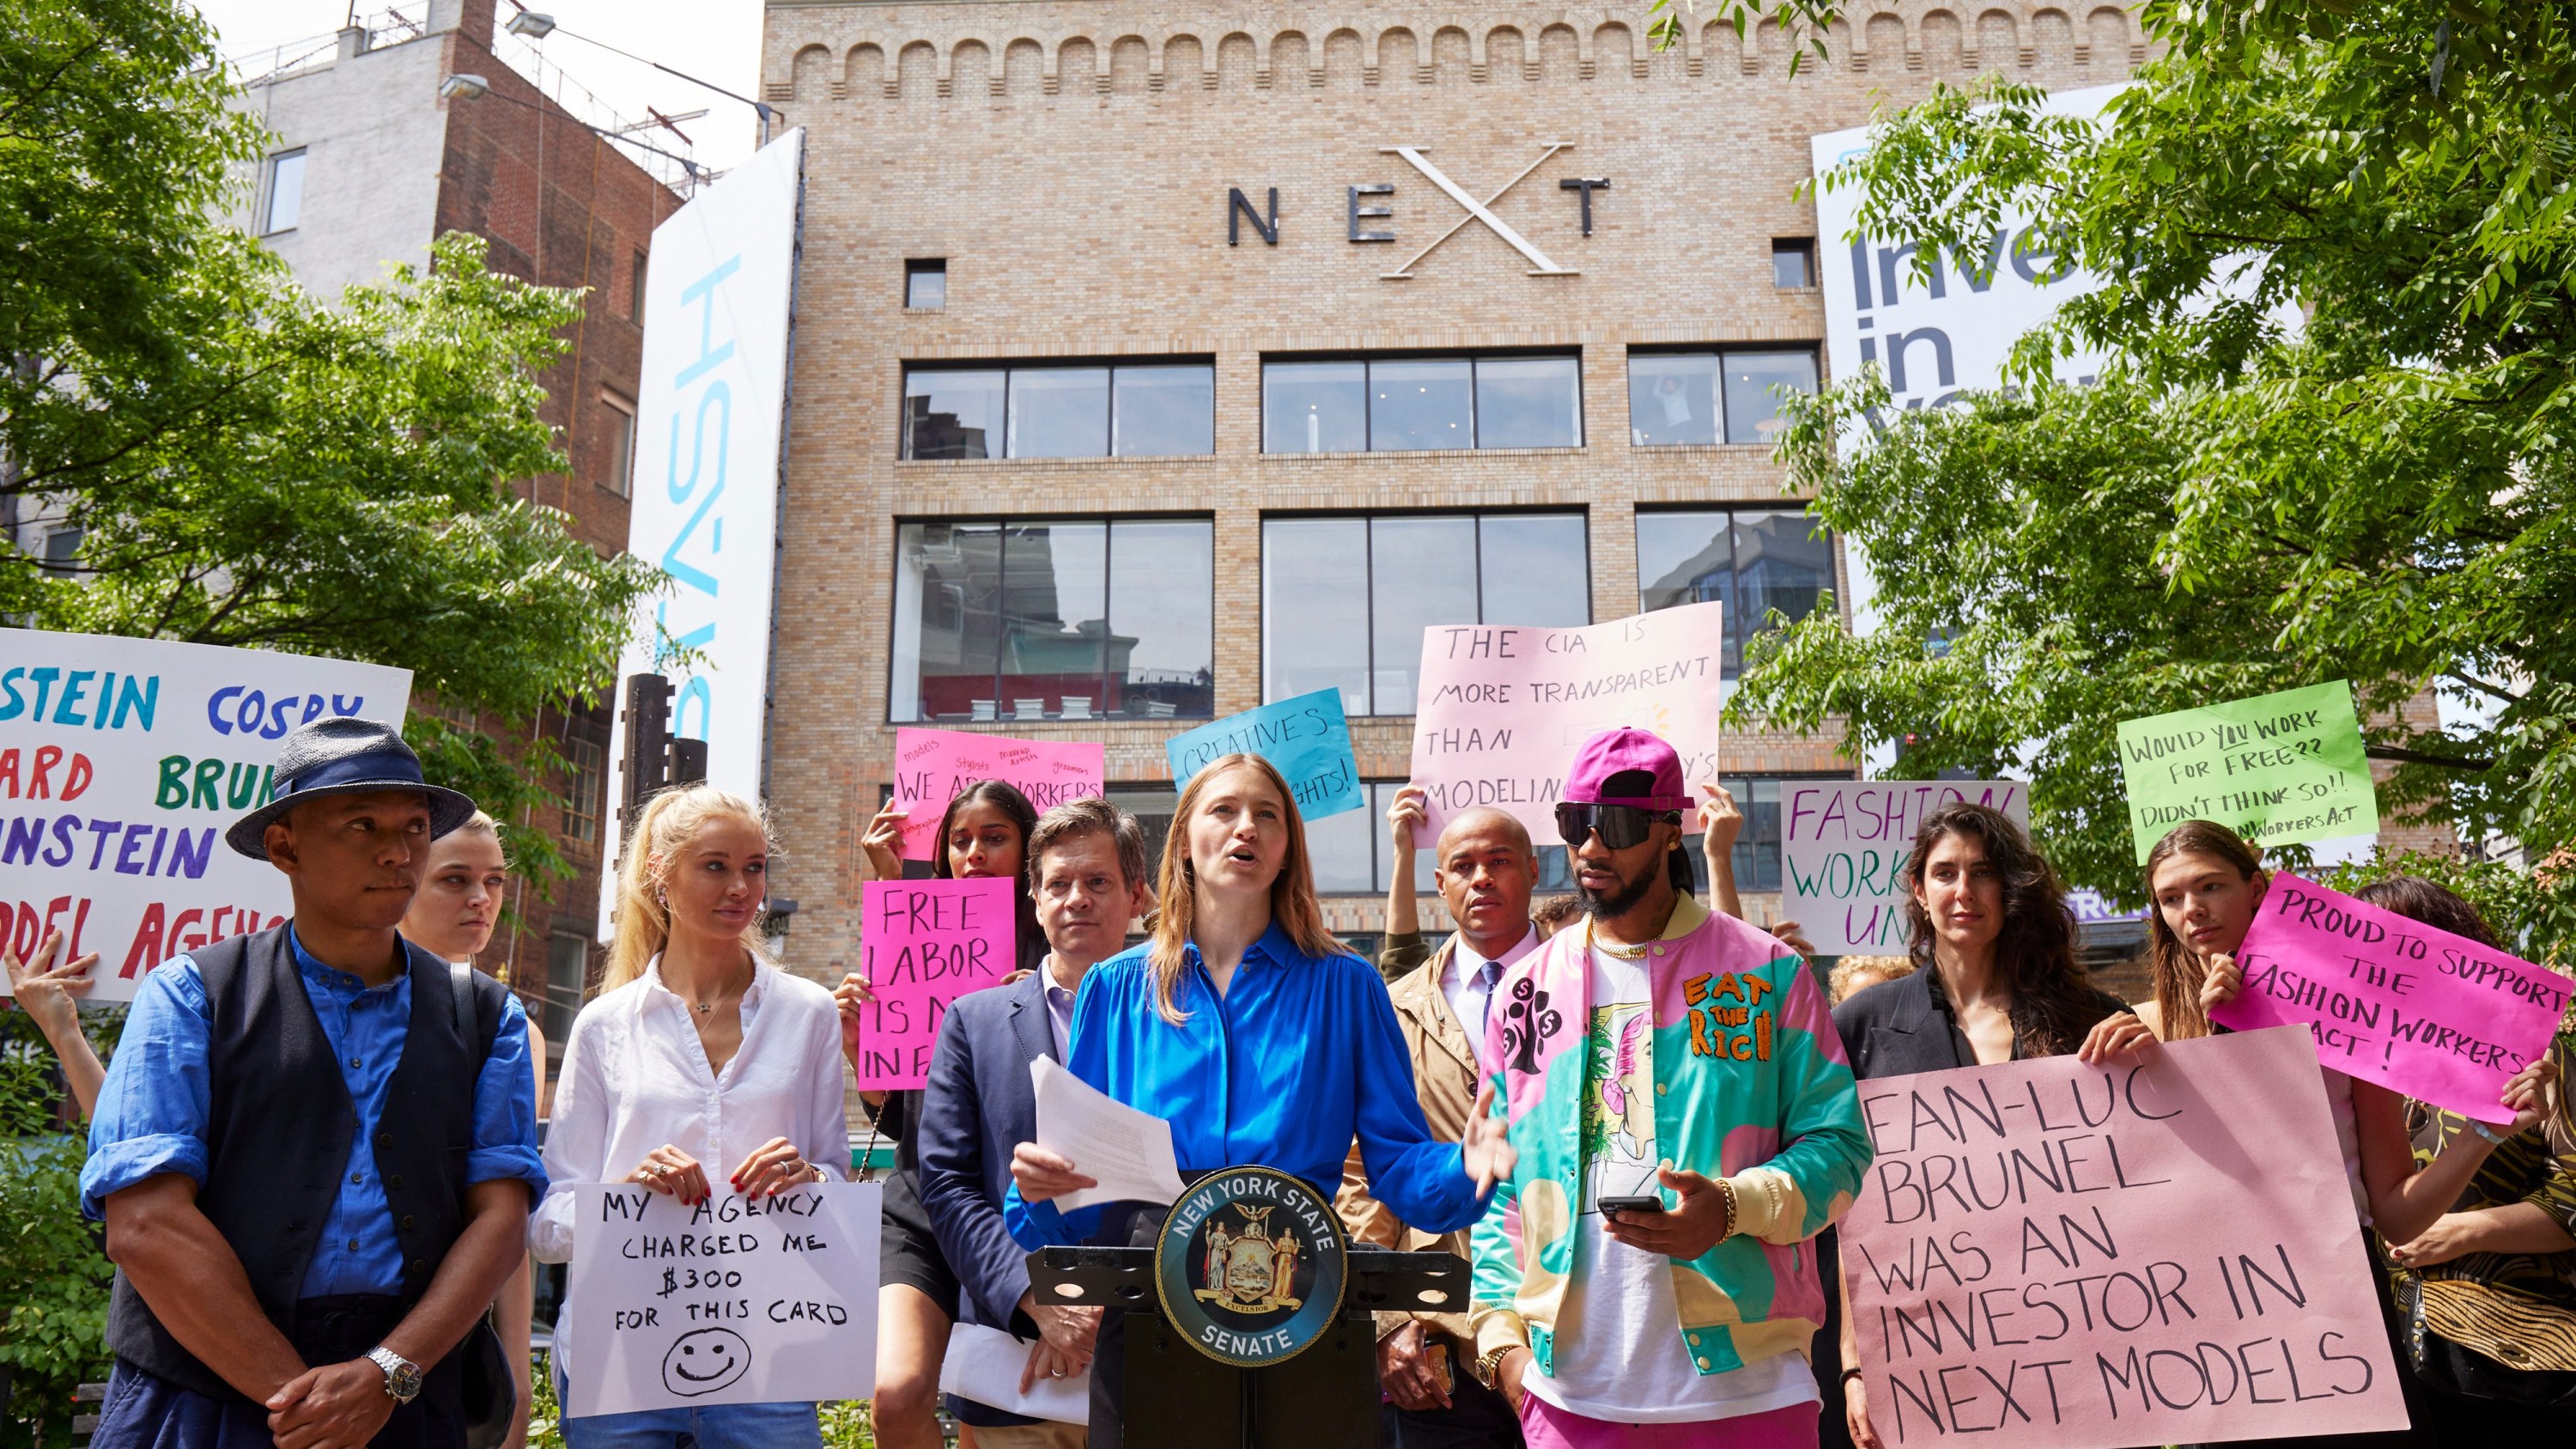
top-left (600, 131), bottom-right (805, 937)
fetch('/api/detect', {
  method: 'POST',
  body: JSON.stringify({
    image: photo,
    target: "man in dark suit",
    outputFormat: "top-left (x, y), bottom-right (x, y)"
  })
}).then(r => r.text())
top-left (917, 799), bottom-right (1152, 1449)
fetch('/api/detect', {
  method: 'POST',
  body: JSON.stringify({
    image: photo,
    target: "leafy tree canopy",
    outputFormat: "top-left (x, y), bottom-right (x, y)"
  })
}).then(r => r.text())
top-left (1659, 3), bottom-right (2576, 956)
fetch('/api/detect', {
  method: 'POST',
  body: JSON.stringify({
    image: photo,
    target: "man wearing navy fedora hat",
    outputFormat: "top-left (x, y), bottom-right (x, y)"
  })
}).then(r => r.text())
top-left (82, 716), bottom-right (546, 1449)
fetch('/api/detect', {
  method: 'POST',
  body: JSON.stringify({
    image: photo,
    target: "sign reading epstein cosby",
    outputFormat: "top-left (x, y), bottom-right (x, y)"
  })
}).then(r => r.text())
top-left (600, 131), bottom-right (805, 936)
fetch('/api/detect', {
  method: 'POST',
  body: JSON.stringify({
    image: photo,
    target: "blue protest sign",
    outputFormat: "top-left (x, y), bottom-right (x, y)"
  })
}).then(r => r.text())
top-left (1164, 687), bottom-right (1366, 820)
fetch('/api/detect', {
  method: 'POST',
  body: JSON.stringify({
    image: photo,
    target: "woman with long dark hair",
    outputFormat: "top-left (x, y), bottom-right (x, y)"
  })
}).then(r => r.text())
top-left (1827, 801), bottom-right (2130, 1448)
top-left (842, 779), bottom-right (1048, 1449)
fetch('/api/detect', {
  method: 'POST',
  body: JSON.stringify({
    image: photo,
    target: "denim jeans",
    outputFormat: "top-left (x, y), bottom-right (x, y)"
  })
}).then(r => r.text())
top-left (555, 1363), bottom-right (823, 1449)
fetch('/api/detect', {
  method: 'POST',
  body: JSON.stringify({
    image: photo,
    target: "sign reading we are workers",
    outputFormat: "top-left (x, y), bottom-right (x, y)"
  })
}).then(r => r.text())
top-left (0, 629), bottom-right (410, 1001)
top-left (598, 129), bottom-right (806, 938)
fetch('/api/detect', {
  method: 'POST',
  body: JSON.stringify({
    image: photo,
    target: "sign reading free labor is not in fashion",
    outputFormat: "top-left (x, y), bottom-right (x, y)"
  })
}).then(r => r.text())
top-left (889, 728), bottom-right (1105, 861)
top-left (563, 1184), bottom-right (879, 1416)
top-left (847, 877), bottom-right (1018, 1089)
top-left (1842, 1028), bottom-right (2405, 1449)
top-left (2214, 874), bottom-right (2572, 1125)
top-left (0, 629), bottom-right (410, 1002)
top-left (1406, 601), bottom-right (1725, 848)
top-left (2115, 681), bottom-right (2378, 864)
top-left (1783, 780), bottom-right (2028, 955)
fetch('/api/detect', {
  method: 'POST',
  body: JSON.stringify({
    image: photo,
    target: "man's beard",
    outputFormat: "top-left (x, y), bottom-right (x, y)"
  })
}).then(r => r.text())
top-left (1580, 853), bottom-right (1662, 922)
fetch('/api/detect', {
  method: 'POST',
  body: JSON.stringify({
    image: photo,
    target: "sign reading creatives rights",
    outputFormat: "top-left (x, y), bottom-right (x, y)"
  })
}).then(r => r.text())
top-left (2215, 874), bottom-right (2572, 1124)
top-left (1406, 601), bottom-right (1725, 847)
top-left (0, 630), bottom-right (410, 1001)
top-left (564, 1183), bottom-right (879, 1416)
top-left (889, 728), bottom-right (1105, 861)
top-left (1163, 688), bottom-right (1364, 820)
top-left (848, 877), bottom-right (1018, 1089)
top-left (1842, 1029), bottom-right (2405, 1448)
top-left (2116, 681), bottom-right (2377, 864)
top-left (1784, 781), bottom-right (2027, 954)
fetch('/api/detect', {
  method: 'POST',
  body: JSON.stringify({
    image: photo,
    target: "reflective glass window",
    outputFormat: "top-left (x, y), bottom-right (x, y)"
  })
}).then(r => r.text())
top-left (1007, 368), bottom-right (1110, 458)
top-left (1368, 517), bottom-right (1479, 715)
top-left (1106, 521), bottom-right (1215, 719)
top-left (903, 371), bottom-right (1005, 460)
top-left (1113, 364), bottom-right (1216, 457)
top-left (1306, 800), bottom-right (1376, 894)
top-left (997, 523), bottom-right (1106, 721)
top-left (1627, 354), bottom-right (1722, 447)
top-left (1263, 362), bottom-right (1367, 454)
top-left (1722, 350), bottom-right (1820, 446)
top-left (1370, 359), bottom-right (1474, 451)
top-left (1476, 514), bottom-right (1590, 628)
top-left (264, 150), bottom-right (306, 234)
top-left (1261, 518), bottom-right (1370, 715)
top-left (1473, 356), bottom-right (1583, 448)
top-left (1637, 509), bottom-right (1835, 679)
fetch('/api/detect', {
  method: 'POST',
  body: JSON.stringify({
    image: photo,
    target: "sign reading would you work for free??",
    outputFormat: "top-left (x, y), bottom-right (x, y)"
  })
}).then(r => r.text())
top-left (0, 630), bottom-right (410, 1001)
top-left (2213, 874), bottom-right (2572, 1124)
top-left (564, 1183), bottom-right (880, 1416)
top-left (1841, 1028), bottom-right (2405, 1449)
top-left (1406, 601), bottom-right (1725, 848)
top-left (2115, 681), bottom-right (2378, 864)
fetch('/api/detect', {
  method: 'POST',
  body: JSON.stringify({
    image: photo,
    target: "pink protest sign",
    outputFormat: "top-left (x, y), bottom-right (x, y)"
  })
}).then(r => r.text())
top-left (2214, 873), bottom-right (2571, 1123)
top-left (850, 877), bottom-right (1017, 1089)
top-left (1843, 1028), bottom-right (2405, 1449)
top-left (1406, 602), bottom-right (1724, 847)
top-left (889, 728), bottom-right (1104, 862)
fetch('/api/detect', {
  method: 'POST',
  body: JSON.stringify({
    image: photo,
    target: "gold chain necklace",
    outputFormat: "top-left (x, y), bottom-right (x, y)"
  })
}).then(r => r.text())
top-left (1589, 898), bottom-right (1680, 959)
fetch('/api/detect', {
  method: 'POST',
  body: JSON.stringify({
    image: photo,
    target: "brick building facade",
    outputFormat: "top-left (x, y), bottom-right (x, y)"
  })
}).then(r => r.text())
top-left (750, 1), bottom-right (2152, 984)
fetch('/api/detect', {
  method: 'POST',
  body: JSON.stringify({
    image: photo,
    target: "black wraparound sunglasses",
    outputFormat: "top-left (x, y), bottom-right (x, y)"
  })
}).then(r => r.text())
top-left (1553, 802), bottom-right (1682, 851)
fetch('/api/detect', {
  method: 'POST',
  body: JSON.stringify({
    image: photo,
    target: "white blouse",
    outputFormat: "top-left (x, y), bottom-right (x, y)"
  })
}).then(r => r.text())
top-left (532, 956), bottom-right (848, 1263)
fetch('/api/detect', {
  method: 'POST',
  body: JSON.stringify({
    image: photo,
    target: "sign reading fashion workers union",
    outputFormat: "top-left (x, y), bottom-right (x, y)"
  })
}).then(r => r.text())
top-left (1783, 781), bottom-right (2029, 955)
top-left (599, 130), bottom-right (806, 936)
top-left (1155, 1166), bottom-right (1347, 1368)
top-left (1406, 602), bottom-right (1724, 848)
top-left (0, 630), bottom-right (409, 1002)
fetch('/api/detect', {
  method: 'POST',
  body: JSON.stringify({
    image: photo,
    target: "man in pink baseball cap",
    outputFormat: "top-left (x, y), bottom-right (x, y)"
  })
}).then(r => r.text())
top-left (1463, 727), bottom-right (1870, 1449)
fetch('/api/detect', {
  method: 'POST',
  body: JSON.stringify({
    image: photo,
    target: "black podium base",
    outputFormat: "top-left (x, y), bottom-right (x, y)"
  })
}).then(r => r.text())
top-left (1125, 1306), bottom-right (1380, 1449)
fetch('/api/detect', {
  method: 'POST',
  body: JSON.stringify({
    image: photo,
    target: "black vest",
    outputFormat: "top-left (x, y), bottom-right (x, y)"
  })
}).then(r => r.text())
top-left (106, 922), bottom-right (505, 1401)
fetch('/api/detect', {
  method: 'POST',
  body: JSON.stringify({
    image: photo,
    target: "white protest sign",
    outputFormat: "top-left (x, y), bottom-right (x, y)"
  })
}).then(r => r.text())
top-left (0, 629), bottom-right (410, 1001)
top-left (1783, 780), bottom-right (2027, 955)
top-left (564, 1182), bottom-right (880, 1416)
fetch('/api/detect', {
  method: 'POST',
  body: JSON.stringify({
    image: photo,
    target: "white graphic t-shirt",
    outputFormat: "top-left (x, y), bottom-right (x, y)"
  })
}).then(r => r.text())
top-left (1522, 938), bottom-right (1817, 1425)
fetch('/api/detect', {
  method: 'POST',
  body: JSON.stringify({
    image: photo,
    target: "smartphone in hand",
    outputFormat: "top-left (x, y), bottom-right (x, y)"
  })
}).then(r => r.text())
top-left (1597, 1194), bottom-right (1665, 1215)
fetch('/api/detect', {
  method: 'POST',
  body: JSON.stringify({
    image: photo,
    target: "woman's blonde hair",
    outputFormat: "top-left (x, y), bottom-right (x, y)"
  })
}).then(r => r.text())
top-left (442, 809), bottom-right (506, 858)
top-left (604, 786), bottom-right (776, 990)
top-left (1146, 753), bottom-right (1340, 1024)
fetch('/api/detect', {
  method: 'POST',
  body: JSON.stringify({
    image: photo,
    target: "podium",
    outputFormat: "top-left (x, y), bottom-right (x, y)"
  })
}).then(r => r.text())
top-left (1028, 1167), bottom-right (1472, 1449)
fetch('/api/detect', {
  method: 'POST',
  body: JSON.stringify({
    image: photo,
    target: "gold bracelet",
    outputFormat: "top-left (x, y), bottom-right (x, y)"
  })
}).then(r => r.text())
top-left (1716, 1177), bottom-right (1739, 1243)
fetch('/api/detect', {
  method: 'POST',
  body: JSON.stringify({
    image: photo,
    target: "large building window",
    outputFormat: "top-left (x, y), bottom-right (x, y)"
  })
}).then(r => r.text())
top-left (1263, 513), bottom-right (1589, 716)
top-left (891, 518), bottom-right (1215, 722)
top-left (560, 715), bottom-right (606, 846)
top-left (1638, 508), bottom-right (1837, 679)
top-left (599, 390), bottom-right (636, 499)
top-left (1304, 781), bottom-right (1581, 898)
top-left (902, 362), bottom-right (1213, 460)
top-left (1263, 354), bottom-right (1582, 454)
top-left (1626, 348), bottom-right (1820, 447)
top-left (263, 149), bottom-right (307, 234)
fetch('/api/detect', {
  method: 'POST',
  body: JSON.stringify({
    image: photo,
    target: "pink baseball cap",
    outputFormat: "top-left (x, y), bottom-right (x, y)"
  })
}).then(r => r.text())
top-left (1563, 728), bottom-right (1692, 811)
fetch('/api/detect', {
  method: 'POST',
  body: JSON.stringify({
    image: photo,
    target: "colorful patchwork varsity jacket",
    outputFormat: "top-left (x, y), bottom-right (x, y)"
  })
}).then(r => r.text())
top-left (1468, 894), bottom-right (1873, 1378)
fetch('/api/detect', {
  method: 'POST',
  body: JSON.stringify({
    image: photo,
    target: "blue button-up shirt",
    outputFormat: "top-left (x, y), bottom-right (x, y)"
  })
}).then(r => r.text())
top-left (1005, 922), bottom-right (1489, 1248)
top-left (81, 932), bottom-right (546, 1298)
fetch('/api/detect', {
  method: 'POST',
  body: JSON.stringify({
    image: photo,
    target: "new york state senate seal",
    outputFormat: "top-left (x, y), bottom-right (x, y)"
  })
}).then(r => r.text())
top-left (1154, 1166), bottom-right (1349, 1368)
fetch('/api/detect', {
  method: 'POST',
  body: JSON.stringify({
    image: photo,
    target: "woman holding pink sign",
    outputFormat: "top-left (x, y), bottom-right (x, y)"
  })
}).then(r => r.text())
top-left (843, 779), bottom-right (1052, 1449)
top-left (536, 785), bottom-right (848, 1449)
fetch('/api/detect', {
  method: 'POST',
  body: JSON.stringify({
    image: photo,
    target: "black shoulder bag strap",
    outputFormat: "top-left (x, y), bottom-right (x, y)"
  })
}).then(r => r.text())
top-left (444, 958), bottom-right (514, 1449)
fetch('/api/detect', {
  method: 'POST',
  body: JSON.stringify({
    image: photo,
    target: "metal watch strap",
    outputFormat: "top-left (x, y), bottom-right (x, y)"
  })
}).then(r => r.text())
top-left (1472, 1345), bottom-right (1516, 1391)
top-left (366, 1345), bottom-right (422, 1403)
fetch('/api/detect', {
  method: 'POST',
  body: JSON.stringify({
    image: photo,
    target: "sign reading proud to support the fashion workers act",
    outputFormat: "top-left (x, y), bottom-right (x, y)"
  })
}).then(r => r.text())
top-left (1406, 601), bottom-right (1724, 847)
top-left (2115, 681), bottom-right (2378, 864)
top-left (2214, 874), bottom-right (2571, 1124)
top-left (848, 877), bottom-right (1018, 1089)
top-left (1163, 687), bottom-right (1365, 820)
top-left (1783, 780), bottom-right (2028, 955)
top-left (1841, 1027), bottom-right (2406, 1449)
top-left (0, 629), bottom-right (410, 1002)
top-left (563, 1183), bottom-right (880, 1416)
top-left (888, 728), bottom-right (1105, 861)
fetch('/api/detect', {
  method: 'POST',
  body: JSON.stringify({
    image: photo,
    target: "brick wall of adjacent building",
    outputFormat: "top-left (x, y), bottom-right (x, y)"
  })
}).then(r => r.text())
top-left (751, 1), bottom-right (2151, 978)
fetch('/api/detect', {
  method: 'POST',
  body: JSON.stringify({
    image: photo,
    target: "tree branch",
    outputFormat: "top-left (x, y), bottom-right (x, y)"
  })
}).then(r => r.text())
top-left (2365, 744), bottom-right (2496, 771)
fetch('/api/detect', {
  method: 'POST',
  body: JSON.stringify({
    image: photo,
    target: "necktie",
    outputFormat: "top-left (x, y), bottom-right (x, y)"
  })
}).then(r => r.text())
top-left (1473, 958), bottom-right (1504, 1043)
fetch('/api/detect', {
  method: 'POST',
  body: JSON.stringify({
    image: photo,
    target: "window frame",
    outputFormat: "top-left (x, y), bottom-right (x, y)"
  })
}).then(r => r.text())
top-left (1260, 350), bottom-right (1585, 454)
top-left (1771, 237), bottom-right (1819, 290)
top-left (1259, 508), bottom-right (1595, 716)
top-left (598, 388), bottom-right (637, 499)
top-left (905, 257), bottom-right (948, 310)
top-left (262, 148), bottom-right (307, 235)
top-left (884, 513), bottom-right (1219, 725)
top-left (900, 358), bottom-right (1217, 460)
top-left (629, 249), bottom-right (649, 324)
top-left (1624, 344), bottom-right (1822, 449)
top-left (1634, 504), bottom-right (1842, 680)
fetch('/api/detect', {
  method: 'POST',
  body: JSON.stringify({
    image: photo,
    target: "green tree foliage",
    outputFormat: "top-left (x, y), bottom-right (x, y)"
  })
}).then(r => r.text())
top-left (1708, 3), bottom-right (2576, 947)
top-left (3, 2), bottom-right (665, 883)
top-left (0, 1007), bottom-right (120, 1446)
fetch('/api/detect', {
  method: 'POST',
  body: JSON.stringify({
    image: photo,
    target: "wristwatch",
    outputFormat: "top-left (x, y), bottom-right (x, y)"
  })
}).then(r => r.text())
top-left (365, 1346), bottom-right (423, 1404)
top-left (1471, 1345), bottom-right (1520, 1391)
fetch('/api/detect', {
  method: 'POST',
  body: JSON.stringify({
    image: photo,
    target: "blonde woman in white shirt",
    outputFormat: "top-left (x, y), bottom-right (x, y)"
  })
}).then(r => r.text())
top-left (533, 787), bottom-right (848, 1449)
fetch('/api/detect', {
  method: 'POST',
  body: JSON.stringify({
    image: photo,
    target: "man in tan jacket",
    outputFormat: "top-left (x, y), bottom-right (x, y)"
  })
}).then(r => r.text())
top-left (1340, 787), bottom-right (1549, 1449)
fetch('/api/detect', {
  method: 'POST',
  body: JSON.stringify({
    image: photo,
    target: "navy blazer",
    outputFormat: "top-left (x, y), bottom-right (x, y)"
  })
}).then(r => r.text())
top-left (915, 967), bottom-right (1059, 1388)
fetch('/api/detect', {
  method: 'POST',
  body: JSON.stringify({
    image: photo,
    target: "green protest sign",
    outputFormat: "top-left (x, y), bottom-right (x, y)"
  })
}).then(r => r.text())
top-left (2116, 680), bottom-right (2379, 863)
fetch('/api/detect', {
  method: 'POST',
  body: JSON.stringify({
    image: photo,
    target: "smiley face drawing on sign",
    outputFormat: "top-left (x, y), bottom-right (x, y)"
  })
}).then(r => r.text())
top-left (661, 1328), bottom-right (752, 1397)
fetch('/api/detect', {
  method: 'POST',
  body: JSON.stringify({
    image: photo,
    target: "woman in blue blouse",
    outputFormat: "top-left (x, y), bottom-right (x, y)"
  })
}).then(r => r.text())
top-left (1007, 752), bottom-right (1514, 1444)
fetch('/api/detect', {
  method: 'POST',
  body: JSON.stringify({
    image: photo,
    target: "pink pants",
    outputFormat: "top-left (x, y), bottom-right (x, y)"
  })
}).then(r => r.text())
top-left (1517, 1394), bottom-right (1821, 1449)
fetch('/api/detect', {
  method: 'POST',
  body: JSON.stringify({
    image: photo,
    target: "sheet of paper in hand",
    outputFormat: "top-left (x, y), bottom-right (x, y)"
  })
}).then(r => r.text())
top-left (2215, 873), bottom-right (2571, 1123)
top-left (1782, 780), bottom-right (2028, 955)
top-left (1841, 1028), bottom-right (2406, 1449)
top-left (849, 876), bottom-right (1018, 1089)
top-left (564, 1183), bottom-right (881, 1416)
